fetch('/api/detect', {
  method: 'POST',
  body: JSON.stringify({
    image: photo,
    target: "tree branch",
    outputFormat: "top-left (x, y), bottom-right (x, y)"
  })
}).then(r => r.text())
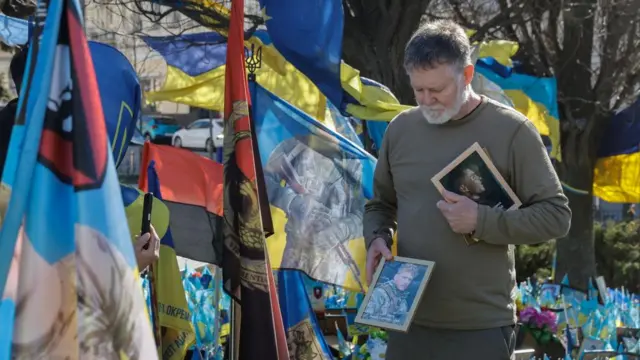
top-left (593, 0), bottom-right (634, 110)
top-left (468, 0), bottom-right (524, 42)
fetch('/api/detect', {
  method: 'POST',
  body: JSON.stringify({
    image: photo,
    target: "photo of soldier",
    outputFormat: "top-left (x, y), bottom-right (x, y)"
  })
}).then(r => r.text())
top-left (263, 134), bottom-right (366, 289)
top-left (440, 151), bottom-right (515, 210)
top-left (360, 262), bottom-right (428, 328)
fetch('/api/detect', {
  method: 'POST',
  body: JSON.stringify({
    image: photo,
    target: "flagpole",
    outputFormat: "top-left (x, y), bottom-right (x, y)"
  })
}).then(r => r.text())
top-left (208, 110), bottom-right (215, 160)
top-left (225, 41), bottom-right (264, 360)
top-left (212, 266), bottom-right (222, 354)
top-left (245, 44), bottom-right (273, 235)
top-left (245, 43), bottom-right (261, 106)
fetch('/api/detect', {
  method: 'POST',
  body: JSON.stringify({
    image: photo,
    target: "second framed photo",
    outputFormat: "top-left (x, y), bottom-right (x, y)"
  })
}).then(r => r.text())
top-left (355, 257), bottom-right (435, 333)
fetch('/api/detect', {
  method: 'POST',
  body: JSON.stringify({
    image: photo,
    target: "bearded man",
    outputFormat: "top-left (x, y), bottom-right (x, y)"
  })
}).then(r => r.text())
top-left (363, 20), bottom-right (571, 360)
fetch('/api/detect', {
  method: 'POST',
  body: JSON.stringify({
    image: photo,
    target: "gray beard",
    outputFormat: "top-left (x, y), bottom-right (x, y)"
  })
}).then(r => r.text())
top-left (421, 86), bottom-right (469, 125)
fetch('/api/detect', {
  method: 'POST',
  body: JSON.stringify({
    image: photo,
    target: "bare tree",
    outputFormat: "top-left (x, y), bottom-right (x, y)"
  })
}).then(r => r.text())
top-left (0, 0), bottom-right (35, 19)
top-left (340, 0), bottom-right (434, 103)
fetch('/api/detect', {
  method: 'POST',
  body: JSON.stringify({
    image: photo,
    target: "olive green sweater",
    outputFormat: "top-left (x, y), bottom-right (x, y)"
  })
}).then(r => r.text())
top-left (364, 96), bottom-right (571, 330)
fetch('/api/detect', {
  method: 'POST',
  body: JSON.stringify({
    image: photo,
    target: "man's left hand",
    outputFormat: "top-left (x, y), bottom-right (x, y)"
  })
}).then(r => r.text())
top-left (436, 190), bottom-right (478, 234)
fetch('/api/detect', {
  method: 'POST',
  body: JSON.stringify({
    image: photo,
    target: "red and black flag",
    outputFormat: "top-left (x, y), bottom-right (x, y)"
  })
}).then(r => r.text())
top-left (221, 0), bottom-right (288, 359)
top-left (137, 142), bottom-right (224, 265)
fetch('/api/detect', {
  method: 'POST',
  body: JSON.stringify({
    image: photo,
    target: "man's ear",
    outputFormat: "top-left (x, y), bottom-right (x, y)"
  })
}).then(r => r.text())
top-left (470, 45), bottom-right (480, 63)
top-left (463, 64), bottom-right (475, 86)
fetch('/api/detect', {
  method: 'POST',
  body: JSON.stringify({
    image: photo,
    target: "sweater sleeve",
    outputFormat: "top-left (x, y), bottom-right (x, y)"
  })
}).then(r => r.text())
top-left (475, 120), bottom-right (571, 245)
top-left (363, 130), bottom-right (398, 249)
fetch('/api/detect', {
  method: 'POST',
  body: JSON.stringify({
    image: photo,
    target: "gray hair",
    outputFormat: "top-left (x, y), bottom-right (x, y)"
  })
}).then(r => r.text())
top-left (403, 20), bottom-right (472, 73)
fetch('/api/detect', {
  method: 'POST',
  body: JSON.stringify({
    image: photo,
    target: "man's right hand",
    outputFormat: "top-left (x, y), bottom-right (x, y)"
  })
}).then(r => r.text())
top-left (366, 237), bottom-right (393, 285)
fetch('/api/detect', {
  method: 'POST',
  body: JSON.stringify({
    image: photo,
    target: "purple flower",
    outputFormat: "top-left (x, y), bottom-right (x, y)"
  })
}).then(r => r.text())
top-left (518, 307), bottom-right (558, 332)
top-left (519, 307), bottom-right (538, 323)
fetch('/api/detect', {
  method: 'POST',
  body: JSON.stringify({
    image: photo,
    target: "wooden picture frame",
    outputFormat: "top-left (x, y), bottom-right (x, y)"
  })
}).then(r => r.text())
top-left (354, 257), bottom-right (435, 333)
top-left (430, 142), bottom-right (522, 245)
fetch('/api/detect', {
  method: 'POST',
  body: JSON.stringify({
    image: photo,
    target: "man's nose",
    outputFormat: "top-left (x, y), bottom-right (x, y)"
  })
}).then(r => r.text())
top-left (419, 92), bottom-right (436, 106)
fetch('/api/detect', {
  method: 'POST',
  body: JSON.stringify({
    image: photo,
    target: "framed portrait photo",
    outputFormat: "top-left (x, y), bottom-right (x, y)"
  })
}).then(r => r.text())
top-left (354, 257), bottom-right (435, 333)
top-left (431, 142), bottom-right (521, 211)
top-left (431, 143), bottom-right (521, 245)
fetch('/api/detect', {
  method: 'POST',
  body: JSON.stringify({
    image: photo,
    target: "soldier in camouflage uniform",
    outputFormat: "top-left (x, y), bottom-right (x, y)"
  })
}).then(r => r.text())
top-left (264, 135), bottom-right (365, 287)
top-left (363, 263), bottom-right (420, 325)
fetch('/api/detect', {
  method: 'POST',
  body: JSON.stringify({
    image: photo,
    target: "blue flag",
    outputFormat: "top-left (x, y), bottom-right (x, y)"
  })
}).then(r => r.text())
top-left (90, 41), bottom-right (141, 168)
top-left (0, 0), bottom-right (156, 357)
top-left (259, 0), bottom-right (345, 107)
top-left (277, 271), bottom-right (333, 359)
top-left (253, 82), bottom-right (376, 292)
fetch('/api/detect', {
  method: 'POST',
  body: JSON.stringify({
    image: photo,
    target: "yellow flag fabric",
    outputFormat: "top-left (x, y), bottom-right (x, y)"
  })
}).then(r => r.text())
top-left (594, 153), bottom-right (640, 202)
top-left (122, 185), bottom-right (195, 360)
top-left (466, 29), bottom-right (519, 67)
top-left (340, 62), bottom-right (412, 121)
top-left (503, 89), bottom-right (561, 160)
top-left (145, 50), bottom-right (327, 123)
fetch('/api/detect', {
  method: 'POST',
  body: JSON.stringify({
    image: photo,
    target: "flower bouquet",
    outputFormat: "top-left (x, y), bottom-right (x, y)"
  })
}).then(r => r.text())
top-left (519, 306), bottom-right (559, 345)
top-left (517, 306), bottom-right (568, 358)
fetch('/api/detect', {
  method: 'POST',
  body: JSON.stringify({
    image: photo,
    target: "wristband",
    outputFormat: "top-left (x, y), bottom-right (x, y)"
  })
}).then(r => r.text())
top-left (373, 228), bottom-right (394, 247)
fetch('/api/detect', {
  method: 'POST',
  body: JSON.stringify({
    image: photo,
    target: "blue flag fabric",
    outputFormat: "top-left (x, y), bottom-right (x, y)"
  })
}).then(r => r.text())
top-left (0, 14), bottom-right (29, 46)
top-left (598, 97), bottom-right (640, 157)
top-left (253, 82), bottom-right (376, 292)
top-left (277, 271), bottom-right (333, 359)
top-left (141, 32), bottom-right (230, 77)
top-left (90, 41), bottom-right (141, 168)
top-left (359, 78), bottom-right (392, 151)
top-left (259, 0), bottom-right (344, 108)
top-left (0, 0), bottom-right (156, 357)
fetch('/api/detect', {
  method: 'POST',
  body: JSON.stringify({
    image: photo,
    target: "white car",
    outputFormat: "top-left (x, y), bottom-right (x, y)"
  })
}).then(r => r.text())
top-left (172, 118), bottom-right (224, 153)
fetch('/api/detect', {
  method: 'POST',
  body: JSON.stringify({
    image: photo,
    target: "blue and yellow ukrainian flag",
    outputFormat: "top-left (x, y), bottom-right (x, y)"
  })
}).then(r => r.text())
top-left (258, 0), bottom-right (344, 108)
top-left (142, 30), bottom-right (329, 123)
top-left (475, 57), bottom-right (561, 160)
top-left (594, 98), bottom-right (640, 202)
top-left (253, 83), bottom-right (382, 291)
top-left (0, 0), bottom-right (156, 357)
top-left (257, 0), bottom-right (411, 121)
